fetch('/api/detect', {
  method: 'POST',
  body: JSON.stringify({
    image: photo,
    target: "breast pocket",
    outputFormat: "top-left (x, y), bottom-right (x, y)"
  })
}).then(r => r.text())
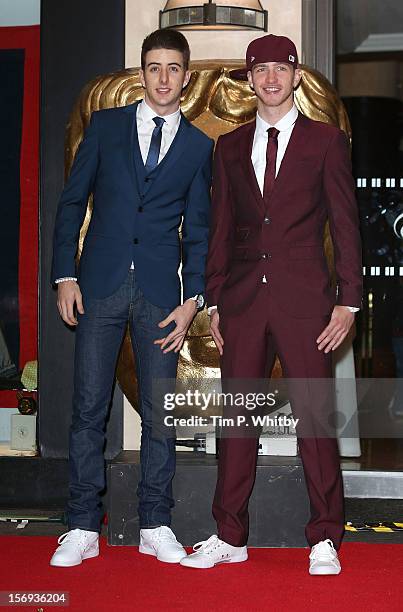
top-left (235, 227), bottom-right (250, 242)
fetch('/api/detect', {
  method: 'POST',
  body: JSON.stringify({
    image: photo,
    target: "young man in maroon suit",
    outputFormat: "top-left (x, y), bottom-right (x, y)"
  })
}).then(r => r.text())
top-left (181, 35), bottom-right (362, 574)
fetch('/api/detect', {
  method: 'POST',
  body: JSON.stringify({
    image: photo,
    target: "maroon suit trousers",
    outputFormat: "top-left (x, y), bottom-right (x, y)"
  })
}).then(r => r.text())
top-left (213, 285), bottom-right (345, 549)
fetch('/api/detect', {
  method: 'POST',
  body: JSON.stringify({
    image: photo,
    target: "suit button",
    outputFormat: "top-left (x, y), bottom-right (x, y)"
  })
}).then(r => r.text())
top-left (145, 177), bottom-right (151, 182)
top-left (138, 206), bottom-right (143, 212)
top-left (133, 238), bottom-right (139, 244)
top-left (262, 253), bottom-right (271, 259)
top-left (264, 216), bottom-right (270, 224)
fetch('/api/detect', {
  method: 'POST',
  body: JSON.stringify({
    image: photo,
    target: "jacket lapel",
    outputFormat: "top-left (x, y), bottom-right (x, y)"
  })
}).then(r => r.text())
top-left (240, 120), bottom-right (265, 211)
top-left (123, 104), bottom-right (191, 199)
top-left (269, 112), bottom-right (307, 199)
top-left (123, 100), bottom-right (145, 195)
top-left (239, 112), bottom-right (309, 212)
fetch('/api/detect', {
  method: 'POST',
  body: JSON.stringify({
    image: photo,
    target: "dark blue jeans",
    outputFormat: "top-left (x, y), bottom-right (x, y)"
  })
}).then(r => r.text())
top-left (66, 270), bottom-right (178, 532)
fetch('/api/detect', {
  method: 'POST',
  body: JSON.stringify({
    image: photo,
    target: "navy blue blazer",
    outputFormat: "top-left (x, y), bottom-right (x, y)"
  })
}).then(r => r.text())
top-left (52, 101), bottom-right (214, 309)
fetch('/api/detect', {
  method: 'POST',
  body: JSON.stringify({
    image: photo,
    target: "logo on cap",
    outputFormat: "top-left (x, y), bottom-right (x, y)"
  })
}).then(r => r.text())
top-left (289, 54), bottom-right (295, 62)
top-left (250, 56), bottom-right (255, 61)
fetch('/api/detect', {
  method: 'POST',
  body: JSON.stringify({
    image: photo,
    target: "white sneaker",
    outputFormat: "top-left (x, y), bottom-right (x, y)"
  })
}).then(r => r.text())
top-left (139, 526), bottom-right (186, 563)
top-left (50, 529), bottom-right (99, 567)
top-left (180, 535), bottom-right (248, 569)
top-left (309, 539), bottom-right (341, 575)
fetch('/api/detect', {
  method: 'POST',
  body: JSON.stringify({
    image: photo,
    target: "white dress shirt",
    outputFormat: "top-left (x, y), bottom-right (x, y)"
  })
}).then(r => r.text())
top-left (136, 98), bottom-right (181, 164)
top-left (252, 104), bottom-right (298, 192)
top-left (208, 103), bottom-right (358, 313)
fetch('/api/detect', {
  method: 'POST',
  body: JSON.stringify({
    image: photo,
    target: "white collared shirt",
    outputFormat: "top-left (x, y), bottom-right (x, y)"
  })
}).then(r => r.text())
top-left (136, 98), bottom-right (181, 165)
top-left (251, 103), bottom-right (299, 194)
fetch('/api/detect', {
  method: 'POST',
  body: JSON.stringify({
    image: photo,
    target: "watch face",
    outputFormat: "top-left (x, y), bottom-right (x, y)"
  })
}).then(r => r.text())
top-left (196, 294), bottom-right (205, 309)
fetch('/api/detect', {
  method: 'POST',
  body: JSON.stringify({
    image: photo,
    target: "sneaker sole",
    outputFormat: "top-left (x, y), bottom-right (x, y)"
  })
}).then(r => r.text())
top-left (50, 549), bottom-right (99, 568)
top-left (181, 552), bottom-right (248, 569)
top-left (139, 544), bottom-right (186, 564)
top-left (309, 565), bottom-right (341, 576)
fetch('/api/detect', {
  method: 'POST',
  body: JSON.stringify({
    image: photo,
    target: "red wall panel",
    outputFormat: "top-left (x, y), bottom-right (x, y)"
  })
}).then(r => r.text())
top-left (0, 26), bottom-right (40, 408)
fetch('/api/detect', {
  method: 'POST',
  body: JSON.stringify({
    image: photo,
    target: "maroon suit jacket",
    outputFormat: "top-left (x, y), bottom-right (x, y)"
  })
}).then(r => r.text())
top-left (205, 112), bottom-right (363, 319)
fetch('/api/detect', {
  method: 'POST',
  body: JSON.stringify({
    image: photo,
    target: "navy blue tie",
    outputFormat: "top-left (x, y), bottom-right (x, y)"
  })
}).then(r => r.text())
top-left (144, 116), bottom-right (165, 174)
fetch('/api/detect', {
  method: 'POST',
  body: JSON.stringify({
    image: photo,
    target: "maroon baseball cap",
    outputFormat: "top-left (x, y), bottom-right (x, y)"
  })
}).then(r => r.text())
top-left (230, 34), bottom-right (299, 80)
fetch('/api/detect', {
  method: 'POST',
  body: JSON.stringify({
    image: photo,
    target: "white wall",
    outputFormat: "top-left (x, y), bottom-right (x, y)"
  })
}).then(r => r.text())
top-left (0, 409), bottom-right (18, 441)
top-left (0, 0), bottom-right (40, 26)
top-left (126, 0), bottom-right (302, 67)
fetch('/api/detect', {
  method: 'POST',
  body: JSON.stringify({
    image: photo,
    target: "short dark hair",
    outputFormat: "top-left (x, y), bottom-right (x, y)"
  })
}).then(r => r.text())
top-left (141, 29), bottom-right (190, 70)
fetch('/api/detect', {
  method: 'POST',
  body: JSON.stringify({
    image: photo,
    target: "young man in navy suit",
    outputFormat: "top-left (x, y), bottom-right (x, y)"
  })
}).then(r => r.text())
top-left (50, 29), bottom-right (213, 567)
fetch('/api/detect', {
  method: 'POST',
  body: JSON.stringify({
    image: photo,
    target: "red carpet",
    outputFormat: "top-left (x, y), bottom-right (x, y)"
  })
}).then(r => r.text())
top-left (0, 537), bottom-right (402, 611)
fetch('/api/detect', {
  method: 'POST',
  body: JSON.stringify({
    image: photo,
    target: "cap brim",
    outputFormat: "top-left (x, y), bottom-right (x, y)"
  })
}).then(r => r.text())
top-left (229, 67), bottom-right (249, 81)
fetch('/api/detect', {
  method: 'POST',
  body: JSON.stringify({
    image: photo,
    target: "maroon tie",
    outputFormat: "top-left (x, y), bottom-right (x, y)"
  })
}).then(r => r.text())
top-left (263, 127), bottom-right (279, 200)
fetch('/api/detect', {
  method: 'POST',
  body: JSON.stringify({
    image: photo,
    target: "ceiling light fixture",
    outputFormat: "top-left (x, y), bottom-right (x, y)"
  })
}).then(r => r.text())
top-left (160, 0), bottom-right (268, 31)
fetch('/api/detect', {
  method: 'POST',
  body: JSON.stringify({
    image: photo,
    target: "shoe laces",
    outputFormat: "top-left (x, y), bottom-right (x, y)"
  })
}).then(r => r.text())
top-left (193, 535), bottom-right (222, 555)
top-left (310, 539), bottom-right (336, 561)
top-left (57, 529), bottom-right (91, 550)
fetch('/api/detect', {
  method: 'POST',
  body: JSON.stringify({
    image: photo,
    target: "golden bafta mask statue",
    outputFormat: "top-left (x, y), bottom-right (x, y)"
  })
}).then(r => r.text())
top-left (65, 61), bottom-right (351, 413)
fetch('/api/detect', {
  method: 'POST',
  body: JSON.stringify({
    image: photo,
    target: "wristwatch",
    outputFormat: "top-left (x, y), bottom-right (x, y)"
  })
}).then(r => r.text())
top-left (190, 294), bottom-right (205, 311)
